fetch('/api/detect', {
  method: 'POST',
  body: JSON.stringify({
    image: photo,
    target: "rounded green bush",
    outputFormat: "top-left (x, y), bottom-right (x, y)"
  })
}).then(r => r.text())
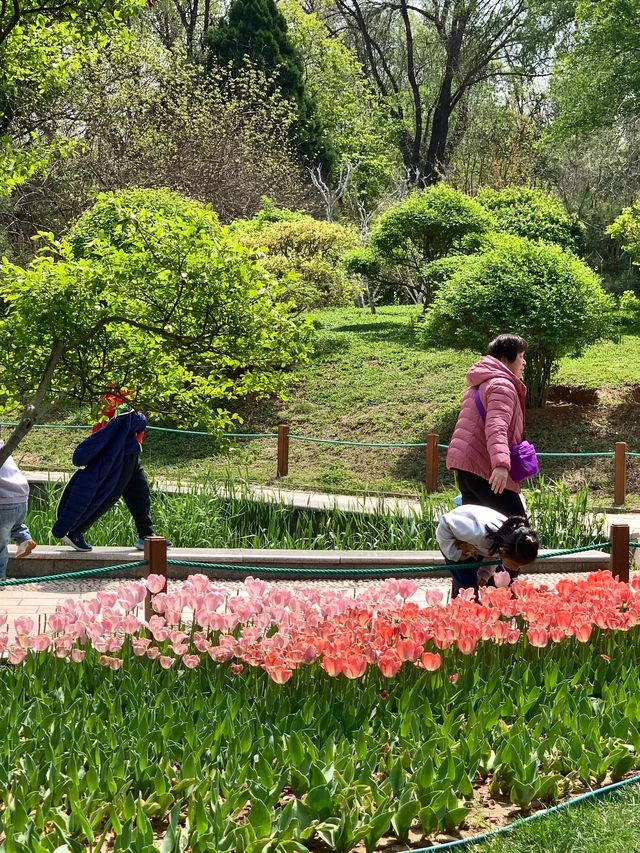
top-left (421, 234), bottom-right (614, 405)
top-left (371, 185), bottom-right (494, 262)
top-left (67, 188), bottom-right (213, 258)
top-left (477, 186), bottom-right (586, 255)
top-left (239, 215), bottom-right (361, 308)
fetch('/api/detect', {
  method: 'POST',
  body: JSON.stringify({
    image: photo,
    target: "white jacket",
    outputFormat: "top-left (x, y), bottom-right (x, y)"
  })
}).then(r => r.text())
top-left (0, 441), bottom-right (29, 505)
top-left (436, 504), bottom-right (507, 563)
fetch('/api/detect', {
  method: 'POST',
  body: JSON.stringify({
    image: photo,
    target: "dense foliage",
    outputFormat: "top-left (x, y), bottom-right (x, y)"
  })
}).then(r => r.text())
top-left (420, 235), bottom-right (614, 406)
top-left (2, 570), bottom-right (640, 849)
top-left (477, 186), bottom-right (586, 254)
top-left (345, 186), bottom-right (493, 305)
top-left (236, 211), bottom-right (361, 308)
top-left (0, 189), bottom-right (311, 465)
top-left (206, 0), bottom-right (330, 171)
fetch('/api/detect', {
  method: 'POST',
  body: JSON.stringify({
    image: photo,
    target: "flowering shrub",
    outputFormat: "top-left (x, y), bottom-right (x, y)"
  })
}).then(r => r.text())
top-left (2, 572), bottom-right (640, 850)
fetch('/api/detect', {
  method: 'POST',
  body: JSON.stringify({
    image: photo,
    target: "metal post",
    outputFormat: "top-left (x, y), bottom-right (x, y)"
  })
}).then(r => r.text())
top-left (614, 441), bottom-right (627, 507)
top-left (425, 434), bottom-right (439, 493)
top-left (144, 536), bottom-right (168, 621)
top-left (610, 524), bottom-right (630, 584)
top-left (277, 424), bottom-right (290, 479)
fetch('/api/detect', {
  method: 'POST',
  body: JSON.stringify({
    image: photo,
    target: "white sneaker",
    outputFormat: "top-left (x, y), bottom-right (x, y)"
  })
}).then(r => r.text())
top-left (16, 539), bottom-right (37, 558)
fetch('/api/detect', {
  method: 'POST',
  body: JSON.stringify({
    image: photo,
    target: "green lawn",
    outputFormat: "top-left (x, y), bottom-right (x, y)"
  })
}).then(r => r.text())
top-left (9, 306), bottom-right (640, 503)
top-left (476, 785), bottom-right (640, 853)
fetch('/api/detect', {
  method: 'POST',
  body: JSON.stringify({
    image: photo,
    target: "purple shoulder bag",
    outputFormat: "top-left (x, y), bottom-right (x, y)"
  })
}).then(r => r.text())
top-left (474, 388), bottom-right (539, 483)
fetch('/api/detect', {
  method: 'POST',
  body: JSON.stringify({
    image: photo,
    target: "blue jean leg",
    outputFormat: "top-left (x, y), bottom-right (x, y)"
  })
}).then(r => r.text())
top-left (11, 521), bottom-right (32, 544)
top-left (0, 502), bottom-right (27, 578)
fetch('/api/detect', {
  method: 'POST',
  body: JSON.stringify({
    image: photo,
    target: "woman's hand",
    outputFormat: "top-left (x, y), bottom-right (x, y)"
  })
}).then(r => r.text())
top-left (489, 466), bottom-right (509, 494)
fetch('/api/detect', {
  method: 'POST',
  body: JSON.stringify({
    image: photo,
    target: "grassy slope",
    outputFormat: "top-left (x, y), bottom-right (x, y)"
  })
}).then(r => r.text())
top-left (10, 307), bottom-right (640, 502)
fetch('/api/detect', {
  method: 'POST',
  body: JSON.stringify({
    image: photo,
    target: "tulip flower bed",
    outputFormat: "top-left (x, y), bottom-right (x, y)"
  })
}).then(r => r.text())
top-left (2, 572), bottom-right (640, 852)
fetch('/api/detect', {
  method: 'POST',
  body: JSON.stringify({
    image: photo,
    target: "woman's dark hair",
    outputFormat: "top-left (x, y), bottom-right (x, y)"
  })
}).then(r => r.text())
top-left (487, 334), bottom-right (527, 363)
top-left (485, 516), bottom-right (539, 565)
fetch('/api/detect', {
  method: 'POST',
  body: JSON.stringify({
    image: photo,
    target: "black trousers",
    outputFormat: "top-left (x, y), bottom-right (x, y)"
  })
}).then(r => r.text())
top-left (455, 469), bottom-right (527, 519)
top-left (75, 453), bottom-right (153, 538)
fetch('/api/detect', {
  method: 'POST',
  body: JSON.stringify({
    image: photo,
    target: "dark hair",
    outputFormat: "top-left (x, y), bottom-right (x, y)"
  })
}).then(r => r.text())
top-left (487, 334), bottom-right (527, 363)
top-left (485, 516), bottom-right (539, 565)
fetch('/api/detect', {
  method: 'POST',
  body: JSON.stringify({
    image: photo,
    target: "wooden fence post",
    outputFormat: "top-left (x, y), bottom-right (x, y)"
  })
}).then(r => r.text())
top-left (610, 524), bottom-right (630, 584)
top-left (144, 536), bottom-right (168, 621)
top-left (277, 424), bottom-right (290, 479)
top-left (424, 434), bottom-right (439, 493)
top-left (614, 441), bottom-right (627, 507)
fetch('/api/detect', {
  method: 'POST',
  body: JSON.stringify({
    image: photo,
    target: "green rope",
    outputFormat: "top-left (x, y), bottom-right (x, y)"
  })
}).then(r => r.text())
top-left (148, 427), bottom-right (277, 439)
top-left (0, 560), bottom-right (147, 587)
top-left (1, 542), bottom-right (612, 587)
top-left (289, 434), bottom-right (427, 448)
top-left (0, 421), bottom-right (636, 456)
top-left (167, 559), bottom-right (486, 576)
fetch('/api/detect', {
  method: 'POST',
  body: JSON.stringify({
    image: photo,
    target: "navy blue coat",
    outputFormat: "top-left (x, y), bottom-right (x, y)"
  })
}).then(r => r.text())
top-left (52, 411), bottom-right (147, 537)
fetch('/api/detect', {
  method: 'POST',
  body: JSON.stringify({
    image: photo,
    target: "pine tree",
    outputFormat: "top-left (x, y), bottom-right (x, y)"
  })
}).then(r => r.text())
top-left (207, 0), bottom-right (332, 171)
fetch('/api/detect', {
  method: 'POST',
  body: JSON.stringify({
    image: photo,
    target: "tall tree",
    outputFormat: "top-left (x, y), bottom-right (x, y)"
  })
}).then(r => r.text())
top-left (146, 0), bottom-right (215, 59)
top-left (0, 0), bottom-right (141, 193)
top-left (206, 0), bottom-right (332, 170)
top-left (326, 0), bottom-right (574, 185)
top-left (551, 0), bottom-right (640, 138)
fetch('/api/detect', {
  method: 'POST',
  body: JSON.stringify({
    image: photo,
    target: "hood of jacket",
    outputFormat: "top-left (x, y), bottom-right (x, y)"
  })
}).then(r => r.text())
top-left (466, 355), bottom-right (527, 407)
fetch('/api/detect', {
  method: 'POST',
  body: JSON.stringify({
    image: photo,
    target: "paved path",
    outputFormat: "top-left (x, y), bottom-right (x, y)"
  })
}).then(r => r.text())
top-left (25, 471), bottom-right (640, 534)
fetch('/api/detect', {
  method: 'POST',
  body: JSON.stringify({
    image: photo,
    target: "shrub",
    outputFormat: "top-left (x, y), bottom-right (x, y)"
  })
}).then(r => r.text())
top-left (608, 201), bottom-right (640, 266)
top-left (0, 188), bottom-right (312, 447)
top-left (619, 290), bottom-right (640, 331)
top-left (238, 215), bottom-right (361, 308)
top-left (420, 234), bottom-right (614, 406)
top-left (353, 185), bottom-right (494, 305)
top-left (67, 188), bottom-right (211, 257)
top-left (477, 186), bottom-right (586, 254)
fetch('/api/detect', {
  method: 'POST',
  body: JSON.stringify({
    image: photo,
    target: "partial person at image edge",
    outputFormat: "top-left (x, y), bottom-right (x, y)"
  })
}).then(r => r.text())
top-left (446, 334), bottom-right (529, 517)
top-left (0, 442), bottom-right (37, 579)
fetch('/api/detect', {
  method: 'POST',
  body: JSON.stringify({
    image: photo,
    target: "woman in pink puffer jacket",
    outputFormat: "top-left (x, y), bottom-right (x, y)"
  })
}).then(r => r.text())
top-left (446, 334), bottom-right (528, 517)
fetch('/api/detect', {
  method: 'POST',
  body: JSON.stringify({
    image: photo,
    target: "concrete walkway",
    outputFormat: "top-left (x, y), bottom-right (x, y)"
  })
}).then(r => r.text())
top-left (25, 471), bottom-right (640, 534)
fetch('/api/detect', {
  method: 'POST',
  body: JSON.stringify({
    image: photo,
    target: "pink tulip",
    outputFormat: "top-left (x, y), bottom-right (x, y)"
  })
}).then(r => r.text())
top-left (132, 638), bottom-right (151, 655)
top-left (8, 646), bottom-right (27, 665)
top-left (0, 612), bottom-right (7, 629)
top-left (32, 634), bottom-right (51, 653)
top-left (419, 652), bottom-right (442, 671)
top-left (71, 649), bottom-right (86, 663)
top-left (183, 655), bottom-right (201, 669)
top-left (457, 635), bottom-right (477, 655)
top-left (122, 615), bottom-right (141, 634)
top-left (231, 663), bottom-right (244, 674)
top-left (146, 573), bottom-right (166, 593)
top-left (527, 626), bottom-right (549, 648)
top-left (14, 616), bottom-right (34, 635)
top-left (146, 647), bottom-right (160, 660)
top-left (378, 651), bottom-right (402, 678)
top-left (159, 655), bottom-right (175, 669)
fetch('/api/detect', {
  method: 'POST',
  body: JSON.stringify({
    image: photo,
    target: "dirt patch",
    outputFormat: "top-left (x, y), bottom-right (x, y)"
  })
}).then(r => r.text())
top-left (547, 385), bottom-right (599, 405)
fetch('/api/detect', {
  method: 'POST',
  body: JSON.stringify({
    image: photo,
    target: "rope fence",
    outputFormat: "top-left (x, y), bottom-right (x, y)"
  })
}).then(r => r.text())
top-left (2, 537), bottom-right (631, 587)
top-left (0, 423), bottom-right (635, 504)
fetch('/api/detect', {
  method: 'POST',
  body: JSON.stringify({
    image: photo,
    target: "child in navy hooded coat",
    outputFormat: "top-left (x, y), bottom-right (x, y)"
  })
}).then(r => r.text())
top-left (52, 409), bottom-right (155, 552)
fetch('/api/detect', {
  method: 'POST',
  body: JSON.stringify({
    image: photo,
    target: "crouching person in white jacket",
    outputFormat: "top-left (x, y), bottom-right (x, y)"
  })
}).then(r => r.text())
top-left (436, 504), bottom-right (539, 600)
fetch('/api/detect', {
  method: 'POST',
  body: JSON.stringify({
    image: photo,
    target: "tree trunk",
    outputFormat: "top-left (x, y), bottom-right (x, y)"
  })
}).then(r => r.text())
top-left (524, 352), bottom-right (556, 409)
top-left (0, 340), bottom-right (65, 469)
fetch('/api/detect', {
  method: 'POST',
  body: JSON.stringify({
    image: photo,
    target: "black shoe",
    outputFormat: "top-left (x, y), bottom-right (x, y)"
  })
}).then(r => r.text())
top-left (62, 532), bottom-right (93, 552)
